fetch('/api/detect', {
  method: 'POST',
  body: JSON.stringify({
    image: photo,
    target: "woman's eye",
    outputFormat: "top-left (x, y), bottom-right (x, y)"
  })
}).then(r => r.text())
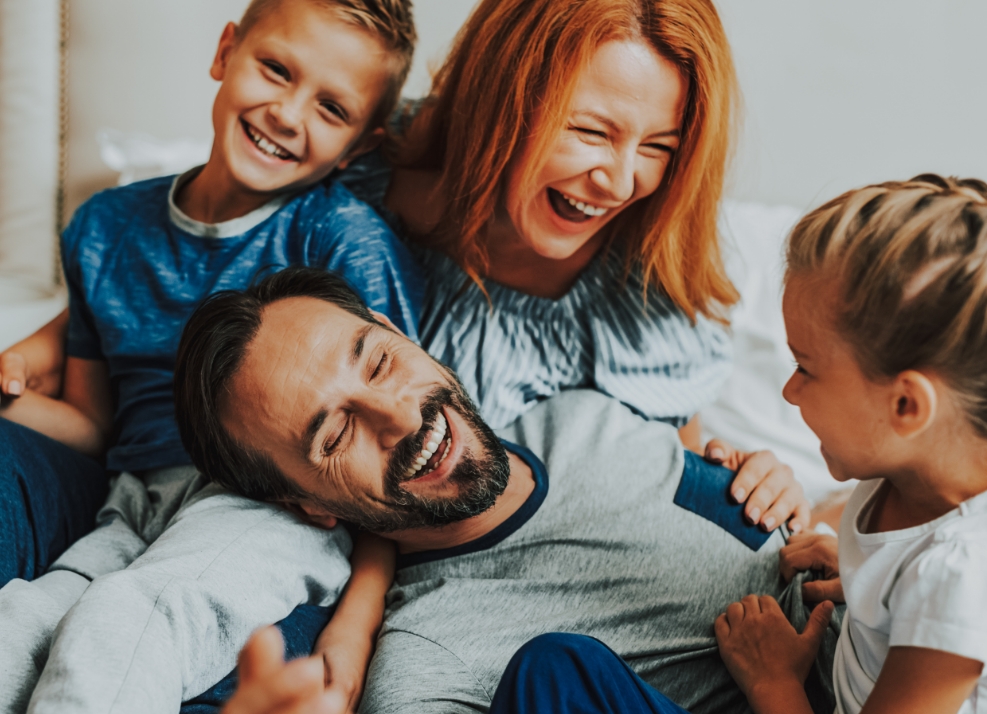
top-left (262, 61), bottom-right (290, 80)
top-left (643, 142), bottom-right (674, 155)
top-left (571, 126), bottom-right (606, 139)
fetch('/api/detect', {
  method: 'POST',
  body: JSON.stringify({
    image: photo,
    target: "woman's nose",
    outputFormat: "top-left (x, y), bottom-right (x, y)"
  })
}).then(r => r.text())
top-left (590, 150), bottom-right (636, 203)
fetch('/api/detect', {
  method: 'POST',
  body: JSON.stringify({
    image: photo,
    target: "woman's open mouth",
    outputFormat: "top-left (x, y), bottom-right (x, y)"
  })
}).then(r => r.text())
top-left (547, 188), bottom-right (609, 224)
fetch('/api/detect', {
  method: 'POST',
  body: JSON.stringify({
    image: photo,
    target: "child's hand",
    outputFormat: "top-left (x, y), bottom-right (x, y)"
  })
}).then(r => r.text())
top-left (320, 643), bottom-right (367, 713)
top-left (0, 309), bottom-right (69, 398)
top-left (715, 596), bottom-right (834, 709)
top-left (779, 534), bottom-right (844, 603)
top-left (704, 440), bottom-right (811, 534)
top-left (222, 627), bottom-right (348, 714)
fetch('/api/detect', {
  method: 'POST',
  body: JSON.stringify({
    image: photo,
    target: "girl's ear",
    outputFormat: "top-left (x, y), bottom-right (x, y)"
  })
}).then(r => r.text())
top-left (210, 22), bottom-right (239, 82)
top-left (889, 370), bottom-right (938, 439)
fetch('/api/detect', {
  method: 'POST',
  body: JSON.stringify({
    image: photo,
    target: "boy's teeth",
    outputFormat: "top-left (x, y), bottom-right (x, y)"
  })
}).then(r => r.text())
top-left (404, 413), bottom-right (450, 478)
top-left (246, 123), bottom-right (292, 159)
top-left (562, 192), bottom-right (608, 217)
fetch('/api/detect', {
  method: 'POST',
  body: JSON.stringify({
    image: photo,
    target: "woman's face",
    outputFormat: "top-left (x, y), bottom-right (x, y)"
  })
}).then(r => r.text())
top-left (502, 39), bottom-right (687, 261)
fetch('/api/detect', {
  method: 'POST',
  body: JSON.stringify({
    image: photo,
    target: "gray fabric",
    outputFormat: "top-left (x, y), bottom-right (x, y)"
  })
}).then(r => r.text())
top-left (778, 570), bottom-right (845, 714)
top-left (361, 390), bottom-right (787, 714)
top-left (0, 467), bottom-right (352, 714)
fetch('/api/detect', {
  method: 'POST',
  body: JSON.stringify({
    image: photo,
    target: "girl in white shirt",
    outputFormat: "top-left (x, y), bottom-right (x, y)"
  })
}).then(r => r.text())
top-left (715, 174), bottom-right (987, 714)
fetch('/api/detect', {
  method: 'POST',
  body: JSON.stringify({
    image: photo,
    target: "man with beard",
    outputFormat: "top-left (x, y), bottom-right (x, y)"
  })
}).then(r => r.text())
top-left (173, 267), bottom-right (822, 714)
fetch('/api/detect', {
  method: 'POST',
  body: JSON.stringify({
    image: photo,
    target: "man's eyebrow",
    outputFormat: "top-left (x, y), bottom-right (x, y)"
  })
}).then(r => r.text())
top-left (303, 407), bottom-right (329, 461)
top-left (573, 110), bottom-right (680, 139)
top-left (351, 324), bottom-right (374, 366)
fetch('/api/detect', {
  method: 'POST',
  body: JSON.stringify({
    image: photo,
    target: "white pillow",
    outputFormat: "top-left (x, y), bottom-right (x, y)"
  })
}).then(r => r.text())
top-left (702, 201), bottom-right (844, 504)
top-left (98, 129), bottom-right (211, 186)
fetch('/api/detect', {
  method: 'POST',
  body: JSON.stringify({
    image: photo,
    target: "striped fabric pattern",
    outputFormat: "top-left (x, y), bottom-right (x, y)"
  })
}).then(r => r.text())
top-left (416, 247), bottom-right (733, 430)
top-left (335, 151), bottom-right (734, 430)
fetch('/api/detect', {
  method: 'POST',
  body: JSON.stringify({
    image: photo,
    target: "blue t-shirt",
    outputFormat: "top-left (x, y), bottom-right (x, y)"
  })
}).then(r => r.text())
top-left (62, 170), bottom-right (423, 473)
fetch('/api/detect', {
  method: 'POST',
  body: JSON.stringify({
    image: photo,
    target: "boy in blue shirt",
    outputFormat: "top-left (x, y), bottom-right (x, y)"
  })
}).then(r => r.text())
top-left (0, 0), bottom-right (417, 711)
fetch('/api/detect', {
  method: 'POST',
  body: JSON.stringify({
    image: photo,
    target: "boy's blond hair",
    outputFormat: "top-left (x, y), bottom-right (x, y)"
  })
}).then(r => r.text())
top-left (787, 174), bottom-right (987, 437)
top-left (237, 0), bottom-right (416, 127)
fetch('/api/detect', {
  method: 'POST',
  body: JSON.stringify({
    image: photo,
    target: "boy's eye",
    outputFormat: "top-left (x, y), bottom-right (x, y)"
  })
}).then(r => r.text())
top-left (262, 60), bottom-right (290, 81)
top-left (320, 101), bottom-right (347, 122)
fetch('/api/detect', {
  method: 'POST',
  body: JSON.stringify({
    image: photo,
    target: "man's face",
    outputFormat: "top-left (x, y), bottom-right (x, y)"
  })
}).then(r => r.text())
top-left (221, 297), bottom-right (510, 532)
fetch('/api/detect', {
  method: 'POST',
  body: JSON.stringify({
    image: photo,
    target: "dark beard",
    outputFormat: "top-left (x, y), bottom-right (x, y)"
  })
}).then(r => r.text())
top-left (319, 374), bottom-right (511, 533)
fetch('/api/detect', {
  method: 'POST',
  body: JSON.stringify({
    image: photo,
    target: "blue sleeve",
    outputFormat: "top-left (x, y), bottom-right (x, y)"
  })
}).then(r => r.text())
top-left (60, 202), bottom-right (105, 361)
top-left (307, 184), bottom-right (424, 342)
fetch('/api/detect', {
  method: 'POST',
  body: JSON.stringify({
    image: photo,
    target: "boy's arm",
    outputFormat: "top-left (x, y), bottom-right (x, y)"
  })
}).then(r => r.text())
top-left (0, 308), bottom-right (69, 397)
top-left (314, 532), bottom-right (396, 712)
top-left (0, 356), bottom-right (113, 456)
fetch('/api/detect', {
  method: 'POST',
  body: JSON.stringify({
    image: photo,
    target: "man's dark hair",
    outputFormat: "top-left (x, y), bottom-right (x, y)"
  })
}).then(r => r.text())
top-left (173, 266), bottom-right (380, 502)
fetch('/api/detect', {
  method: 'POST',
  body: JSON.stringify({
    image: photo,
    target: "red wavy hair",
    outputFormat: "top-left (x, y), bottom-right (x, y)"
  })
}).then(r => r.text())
top-left (399, 0), bottom-right (739, 320)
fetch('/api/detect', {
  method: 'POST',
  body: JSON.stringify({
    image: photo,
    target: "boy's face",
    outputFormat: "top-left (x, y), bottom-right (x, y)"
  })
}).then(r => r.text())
top-left (208, 0), bottom-right (392, 195)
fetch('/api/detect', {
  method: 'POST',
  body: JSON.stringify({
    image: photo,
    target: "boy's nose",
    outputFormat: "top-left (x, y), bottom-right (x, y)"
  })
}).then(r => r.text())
top-left (268, 98), bottom-right (304, 135)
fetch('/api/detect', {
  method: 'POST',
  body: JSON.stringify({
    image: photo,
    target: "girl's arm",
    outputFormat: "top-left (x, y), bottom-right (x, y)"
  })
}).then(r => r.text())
top-left (0, 356), bottom-right (113, 456)
top-left (313, 532), bottom-right (396, 712)
top-left (0, 308), bottom-right (69, 397)
top-left (857, 647), bottom-right (982, 714)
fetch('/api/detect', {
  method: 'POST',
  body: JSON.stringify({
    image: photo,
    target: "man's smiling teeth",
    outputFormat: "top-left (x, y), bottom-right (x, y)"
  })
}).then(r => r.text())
top-left (561, 191), bottom-right (608, 217)
top-left (405, 412), bottom-right (450, 478)
top-left (245, 123), bottom-right (293, 160)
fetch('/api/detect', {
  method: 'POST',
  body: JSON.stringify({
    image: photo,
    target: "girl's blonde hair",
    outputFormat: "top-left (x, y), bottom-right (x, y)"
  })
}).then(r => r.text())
top-left (398, 0), bottom-right (739, 321)
top-left (787, 174), bottom-right (987, 436)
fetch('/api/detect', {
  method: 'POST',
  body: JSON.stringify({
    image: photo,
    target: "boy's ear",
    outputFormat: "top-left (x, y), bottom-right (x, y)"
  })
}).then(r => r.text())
top-left (337, 127), bottom-right (386, 171)
top-left (283, 501), bottom-right (339, 530)
top-left (210, 22), bottom-right (240, 82)
top-left (889, 370), bottom-right (938, 439)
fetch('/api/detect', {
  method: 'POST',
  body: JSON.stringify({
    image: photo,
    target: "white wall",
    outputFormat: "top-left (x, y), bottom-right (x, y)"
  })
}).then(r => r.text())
top-left (718, 0), bottom-right (987, 209)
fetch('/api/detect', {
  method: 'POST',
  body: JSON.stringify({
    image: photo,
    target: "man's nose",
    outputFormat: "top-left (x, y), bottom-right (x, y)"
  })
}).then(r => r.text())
top-left (590, 148), bottom-right (636, 203)
top-left (362, 388), bottom-right (423, 450)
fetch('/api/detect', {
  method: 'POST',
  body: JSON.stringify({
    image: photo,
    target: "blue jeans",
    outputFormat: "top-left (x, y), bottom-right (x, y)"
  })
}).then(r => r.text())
top-left (0, 419), bottom-right (108, 586)
top-left (490, 633), bottom-right (690, 714)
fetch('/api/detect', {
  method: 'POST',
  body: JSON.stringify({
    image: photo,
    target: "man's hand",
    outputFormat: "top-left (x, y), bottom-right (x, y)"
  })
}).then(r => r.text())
top-left (715, 595), bottom-right (833, 714)
top-left (779, 533), bottom-right (843, 603)
top-left (222, 628), bottom-right (349, 714)
top-left (704, 440), bottom-right (811, 534)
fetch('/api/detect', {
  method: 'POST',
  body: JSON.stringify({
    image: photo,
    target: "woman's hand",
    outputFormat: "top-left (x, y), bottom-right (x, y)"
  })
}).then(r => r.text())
top-left (715, 595), bottom-right (833, 714)
top-left (0, 309), bottom-right (69, 398)
top-left (222, 628), bottom-right (348, 714)
top-left (779, 533), bottom-right (844, 603)
top-left (704, 440), bottom-right (811, 534)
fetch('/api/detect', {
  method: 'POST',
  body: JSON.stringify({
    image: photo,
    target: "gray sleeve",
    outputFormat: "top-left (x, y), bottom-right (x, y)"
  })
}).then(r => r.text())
top-left (360, 631), bottom-right (491, 714)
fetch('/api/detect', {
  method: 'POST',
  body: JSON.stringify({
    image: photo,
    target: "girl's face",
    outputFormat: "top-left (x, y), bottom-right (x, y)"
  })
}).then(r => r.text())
top-left (781, 275), bottom-right (896, 482)
top-left (501, 38), bottom-right (687, 261)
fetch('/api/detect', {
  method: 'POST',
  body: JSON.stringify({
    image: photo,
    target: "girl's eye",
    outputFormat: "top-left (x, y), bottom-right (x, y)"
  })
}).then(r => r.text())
top-left (262, 60), bottom-right (290, 80)
top-left (371, 352), bottom-right (388, 380)
top-left (795, 363), bottom-right (810, 377)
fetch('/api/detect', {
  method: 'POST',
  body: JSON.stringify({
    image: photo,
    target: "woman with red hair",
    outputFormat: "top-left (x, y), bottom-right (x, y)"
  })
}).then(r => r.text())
top-left (341, 0), bottom-right (808, 533)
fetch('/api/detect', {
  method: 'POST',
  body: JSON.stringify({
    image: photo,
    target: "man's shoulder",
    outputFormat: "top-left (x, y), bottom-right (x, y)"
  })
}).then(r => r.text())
top-left (497, 390), bottom-right (682, 466)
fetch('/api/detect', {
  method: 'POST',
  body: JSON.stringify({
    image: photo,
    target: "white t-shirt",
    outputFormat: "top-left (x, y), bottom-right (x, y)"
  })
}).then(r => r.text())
top-left (834, 479), bottom-right (987, 714)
